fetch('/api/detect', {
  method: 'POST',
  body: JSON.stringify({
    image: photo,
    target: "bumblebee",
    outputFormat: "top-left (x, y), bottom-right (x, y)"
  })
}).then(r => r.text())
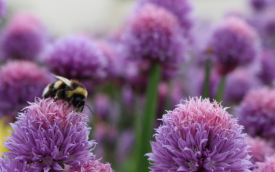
top-left (43, 75), bottom-right (88, 112)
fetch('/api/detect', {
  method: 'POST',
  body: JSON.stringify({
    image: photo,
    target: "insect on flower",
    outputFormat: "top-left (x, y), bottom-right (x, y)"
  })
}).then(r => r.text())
top-left (43, 74), bottom-right (91, 112)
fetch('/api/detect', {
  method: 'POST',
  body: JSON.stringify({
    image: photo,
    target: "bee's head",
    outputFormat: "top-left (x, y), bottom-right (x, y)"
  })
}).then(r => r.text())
top-left (71, 96), bottom-right (85, 109)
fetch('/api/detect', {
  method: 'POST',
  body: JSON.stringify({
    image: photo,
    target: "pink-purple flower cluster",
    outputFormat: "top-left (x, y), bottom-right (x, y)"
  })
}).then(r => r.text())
top-left (123, 4), bottom-right (185, 68)
top-left (3, 99), bottom-right (96, 171)
top-left (235, 87), bottom-right (275, 140)
top-left (147, 98), bottom-right (252, 171)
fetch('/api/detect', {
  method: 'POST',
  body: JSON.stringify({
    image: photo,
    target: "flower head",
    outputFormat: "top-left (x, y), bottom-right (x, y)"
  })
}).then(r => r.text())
top-left (147, 98), bottom-right (252, 171)
top-left (123, 4), bottom-right (185, 68)
top-left (0, 13), bottom-right (47, 61)
top-left (138, 0), bottom-right (193, 38)
top-left (0, 157), bottom-right (34, 172)
top-left (209, 17), bottom-right (259, 75)
top-left (246, 137), bottom-right (275, 164)
top-left (44, 35), bottom-right (107, 81)
top-left (0, 61), bottom-right (51, 119)
top-left (3, 98), bottom-right (96, 171)
top-left (235, 87), bottom-right (275, 139)
top-left (69, 159), bottom-right (114, 172)
top-left (254, 156), bottom-right (275, 172)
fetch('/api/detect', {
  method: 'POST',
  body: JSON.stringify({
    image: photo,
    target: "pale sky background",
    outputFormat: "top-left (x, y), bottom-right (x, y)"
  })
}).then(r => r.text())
top-left (8, 0), bottom-right (249, 36)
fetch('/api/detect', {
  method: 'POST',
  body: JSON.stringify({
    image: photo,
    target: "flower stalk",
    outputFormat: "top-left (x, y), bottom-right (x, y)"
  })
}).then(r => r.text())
top-left (135, 63), bottom-right (161, 172)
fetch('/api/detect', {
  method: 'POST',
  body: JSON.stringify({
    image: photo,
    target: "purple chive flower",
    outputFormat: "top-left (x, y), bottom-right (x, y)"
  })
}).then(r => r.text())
top-left (0, 157), bottom-right (35, 172)
top-left (254, 156), bottom-right (275, 172)
top-left (0, 13), bottom-right (47, 61)
top-left (0, 61), bottom-right (51, 119)
top-left (257, 50), bottom-right (275, 85)
top-left (3, 98), bottom-right (96, 171)
top-left (235, 88), bottom-right (275, 140)
top-left (137, 0), bottom-right (193, 39)
top-left (44, 35), bottom-right (107, 82)
top-left (69, 159), bottom-right (114, 172)
top-left (123, 4), bottom-right (185, 68)
top-left (223, 68), bottom-right (260, 104)
top-left (246, 137), bottom-right (275, 164)
top-left (208, 17), bottom-right (259, 75)
top-left (147, 97), bottom-right (253, 171)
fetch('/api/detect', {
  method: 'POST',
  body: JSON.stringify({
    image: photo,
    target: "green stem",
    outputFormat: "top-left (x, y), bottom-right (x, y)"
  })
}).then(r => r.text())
top-left (202, 60), bottom-right (211, 99)
top-left (216, 75), bottom-right (226, 102)
top-left (135, 63), bottom-right (161, 172)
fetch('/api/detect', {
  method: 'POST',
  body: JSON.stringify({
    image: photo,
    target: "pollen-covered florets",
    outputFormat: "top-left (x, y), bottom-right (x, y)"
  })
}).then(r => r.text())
top-left (3, 98), bottom-right (96, 171)
top-left (147, 97), bottom-right (253, 171)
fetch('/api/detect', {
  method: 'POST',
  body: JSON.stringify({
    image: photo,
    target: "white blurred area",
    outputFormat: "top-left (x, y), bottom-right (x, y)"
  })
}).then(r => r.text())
top-left (8, 0), bottom-right (248, 36)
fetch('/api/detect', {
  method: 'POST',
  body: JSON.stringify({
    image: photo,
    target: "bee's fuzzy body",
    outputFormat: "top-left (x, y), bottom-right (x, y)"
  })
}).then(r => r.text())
top-left (43, 75), bottom-right (88, 111)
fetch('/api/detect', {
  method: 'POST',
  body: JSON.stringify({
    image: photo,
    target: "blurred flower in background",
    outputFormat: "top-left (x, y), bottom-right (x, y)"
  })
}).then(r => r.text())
top-left (123, 4), bottom-right (185, 69)
top-left (246, 137), bottom-right (274, 164)
top-left (0, 61), bottom-right (51, 120)
top-left (44, 35), bottom-right (107, 91)
top-left (0, 13), bottom-right (47, 61)
top-left (137, 0), bottom-right (193, 40)
top-left (208, 16), bottom-right (259, 75)
top-left (235, 87), bottom-right (275, 141)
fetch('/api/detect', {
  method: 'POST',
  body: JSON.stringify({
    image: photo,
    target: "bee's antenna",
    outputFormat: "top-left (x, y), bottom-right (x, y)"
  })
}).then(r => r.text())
top-left (85, 105), bottom-right (94, 115)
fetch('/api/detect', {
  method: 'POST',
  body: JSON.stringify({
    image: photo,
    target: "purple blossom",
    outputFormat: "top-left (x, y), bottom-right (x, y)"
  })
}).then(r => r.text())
top-left (235, 87), bottom-right (275, 140)
top-left (0, 157), bottom-right (35, 172)
top-left (254, 156), bottom-right (275, 172)
top-left (0, 61), bottom-right (51, 119)
top-left (257, 50), bottom-right (275, 85)
top-left (123, 4), bottom-right (185, 68)
top-left (208, 17), bottom-right (259, 75)
top-left (44, 35), bottom-right (107, 82)
top-left (0, 13), bottom-right (47, 61)
top-left (246, 137), bottom-right (275, 164)
top-left (69, 159), bottom-right (114, 172)
top-left (3, 98), bottom-right (96, 171)
top-left (224, 68), bottom-right (260, 104)
top-left (137, 0), bottom-right (193, 39)
top-left (147, 97), bottom-right (253, 171)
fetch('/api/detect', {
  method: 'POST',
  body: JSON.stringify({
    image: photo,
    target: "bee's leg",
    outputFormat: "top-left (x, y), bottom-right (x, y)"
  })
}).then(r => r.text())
top-left (80, 106), bottom-right (84, 112)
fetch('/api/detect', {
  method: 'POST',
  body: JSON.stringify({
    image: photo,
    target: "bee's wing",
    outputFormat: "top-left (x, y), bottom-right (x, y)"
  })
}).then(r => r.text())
top-left (52, 74), bottom-right (73, 89)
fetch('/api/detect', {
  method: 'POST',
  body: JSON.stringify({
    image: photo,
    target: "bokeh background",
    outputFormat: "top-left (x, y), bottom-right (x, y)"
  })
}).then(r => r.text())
top-left (1, 0), bottom-right (275, 171)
